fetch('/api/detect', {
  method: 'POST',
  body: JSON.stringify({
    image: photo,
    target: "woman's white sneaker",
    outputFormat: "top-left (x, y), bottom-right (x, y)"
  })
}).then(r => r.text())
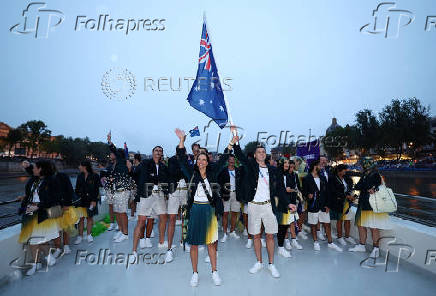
top-left (249, 261), bottom-right (263, 274)
top-left (139, 238), bottom-right (146, 249)
top-left (278, 247), bottom-right (292, 258)
top-left (267, 264), bottom-right (280, 278)
top-left (190, 272), bottom-right (199, 287)
top-left (63, 245), bottom-right (71, 255)
top-left (328, 242), bottom-right (343, 252)
top-left (246, 239), bottom-right (253, 249)
top-left (349, 244), bottom-right (366, 252)
top-left (291, 239), bottom-right (303, 250)
top-left (87, 234), bottom-right (94, 243)
top-left (113, 231), bottom-right (121, 241)
top-left (73, 236), bottom-right (83, 245)
top-left (220, 233), bottom-right (227, 243)
top-left (114, 233), bottom-right (128, 243)
top-left (165, 249), bottom-right (174, 263)
top-left (313, 241), bottom-right (321, 251)
top-left (211, 271), bottom-right (222, 286)
top-left (145, 238), bottom-right (153, 248)
top-left (284, 239), bottom-right (292, 250)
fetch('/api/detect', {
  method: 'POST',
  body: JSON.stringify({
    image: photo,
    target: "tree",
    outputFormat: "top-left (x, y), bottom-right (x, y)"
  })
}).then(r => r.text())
top-left (243, 141), bottom-right (260, 155)
top-left (1, 128), bottom-right (24, 156)
top-left (19, 120), bottom-right (51, 158)
top-left (355, 109), bottom-right (380, 155)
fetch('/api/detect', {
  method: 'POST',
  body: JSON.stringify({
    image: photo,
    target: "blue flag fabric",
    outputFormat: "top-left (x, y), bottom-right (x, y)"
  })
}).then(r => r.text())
top-left (189, 126), bottom-right (200, 137)
top-left (187, 22), bottom-right (228, 128)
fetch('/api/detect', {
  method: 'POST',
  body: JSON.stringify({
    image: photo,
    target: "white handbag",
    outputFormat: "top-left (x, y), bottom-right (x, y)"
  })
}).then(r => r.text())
top-left (369, 180), bottom-right (397, 213)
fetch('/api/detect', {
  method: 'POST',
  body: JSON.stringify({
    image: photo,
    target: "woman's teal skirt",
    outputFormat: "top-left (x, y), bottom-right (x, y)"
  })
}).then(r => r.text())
top-left (187, 202), bottom-right (218, 245)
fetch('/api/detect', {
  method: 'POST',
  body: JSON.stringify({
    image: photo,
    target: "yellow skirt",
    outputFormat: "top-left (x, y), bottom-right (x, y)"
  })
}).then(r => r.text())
top-left (355, 209), bottom-right (391, 230)
top-left (19, 214), bottom-right (62, 245)
top-left (59, 207), bottom-right (80, 233)
top-left (75, 207), bottom-right (88, 219)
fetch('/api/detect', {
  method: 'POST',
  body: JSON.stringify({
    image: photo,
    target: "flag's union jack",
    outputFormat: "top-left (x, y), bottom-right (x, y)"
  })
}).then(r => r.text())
top-left (199, 30), bottom-right (211, 71)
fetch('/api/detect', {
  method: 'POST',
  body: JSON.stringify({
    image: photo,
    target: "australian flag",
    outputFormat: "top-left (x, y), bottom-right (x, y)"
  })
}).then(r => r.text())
top-left (189, 126), bottom-right (200, 137)
top-left (187, 22), bottom-right (228, 128)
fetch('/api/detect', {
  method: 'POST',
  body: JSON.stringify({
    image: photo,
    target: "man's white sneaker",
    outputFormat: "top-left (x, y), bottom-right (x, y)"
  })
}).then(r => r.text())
top-left (317, 231), bottom-right (326, 241)
top-left (268, 264), bottom-right (280, 278)
top-left (211, 271), bottom-right (222, 286)
top-left (284, 239), bottom-right (292, 250)
top-left (73, 236), bottom-right (83, 245)
top-left (338, 237), bottom-right (347, 246)
top-left (298, 232), bottom-right (308, 240)
top-left (249, 261), bottom-right (263, 274)
top-left (220, 233), bottom-right (227, 243)
top-left (63, 245), bottom-right (71, 255)
top-left (246, 239), bottom-right (253, 249)
top-left (313, 241), bottom-right (321, 251)
top-left (349, 244), bottom-right (366, 252)
top-left (328, 242), bottom-right (343, 252)
top-left (369, 247), bottom-right (380, 258)
top-left (165, 249), bottom-right (174, 263)
top-left (113, 231), bottom-right (121, 241)
top-left (87, 234), bottom-right (94, 243)
top-left (158, 241), bottom-right (168, 249)
top-left (278, 247), bottom-right (292, 258)
top-left (107, 223), bottom-right (115, 231)
top-left (114, 233), bottom-right (128, 243)
top-left (291, 239), bottom-right (303, 250)
top-left (150, 230), bottom-right (155, 238)
top-left (229, 231), bottom-right (240, 239)
top-left (243, 229), bottom-right (248, 236)
top-left (46, 253), bottom-right (56, 266)
top-left (345, 237), bottom-right (356, 244)
top-left (261, 238), bottom-right (266, 248)
top-left (25, 263), bottom-right (42, 276)
top-left (52, 248), bottom-right (62, 258)
top-left (139, 238), bottom-right (146, 249)
top-left (190, 272), bottom-right (199, 287)
top-left (145, 238), bottom-right (153, 248)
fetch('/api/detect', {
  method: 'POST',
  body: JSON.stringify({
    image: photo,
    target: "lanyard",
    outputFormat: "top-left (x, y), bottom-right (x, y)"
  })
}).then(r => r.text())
top-left (229, 170), bottom-right (235, 178)
top-left (259, 169), bottom-right (269, 186)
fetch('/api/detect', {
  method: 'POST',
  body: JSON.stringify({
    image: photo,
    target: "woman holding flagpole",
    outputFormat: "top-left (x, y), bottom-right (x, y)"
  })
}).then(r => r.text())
top-left (175, 128), bottom-right (230, 287)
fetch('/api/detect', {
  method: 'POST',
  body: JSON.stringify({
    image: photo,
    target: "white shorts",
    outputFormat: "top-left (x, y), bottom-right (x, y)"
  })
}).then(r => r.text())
top-left (223, 192), bottom-right (240, 212)
top-left (242, 203), bottom-right (248, 214)
top-left (247, 202), bottom-right (278, 235)
top-left (168, 188), bottom-right (187, 215)
top-left (136, 191), bottom-right (167, 217)
top-left (308, 211), bottom-right (330, 225)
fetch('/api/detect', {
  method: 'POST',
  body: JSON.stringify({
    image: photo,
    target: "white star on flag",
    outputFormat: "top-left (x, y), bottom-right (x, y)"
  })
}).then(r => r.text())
top-left (209, 100), bottom-right (213, 103)
top-left (219, 106), bottom-right (224, 112)
top-left (199, 99), bottom-right (204, 105)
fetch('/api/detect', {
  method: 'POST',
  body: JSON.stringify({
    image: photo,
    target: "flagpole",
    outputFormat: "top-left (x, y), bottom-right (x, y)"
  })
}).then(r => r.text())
top-left (203, 12), bottom-right (236, 141)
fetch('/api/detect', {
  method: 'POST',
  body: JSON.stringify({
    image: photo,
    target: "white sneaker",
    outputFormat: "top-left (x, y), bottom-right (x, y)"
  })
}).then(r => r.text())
top-left (369, 247), bottom-right (380, 258)
top-left (184, 244), bottom-right (191, 252)
top-left (291, 239), bottom-right (303, 250)
top-left (158, 241), bottom-right (168, 249)
top-left (246, 239), bottom-right (253, 249)
top-left (139, 238), bottom-right (146, 249)
top-left (52, 248), bottom-right (62, 258)
top-left (176, 219), bottom-right (182, 226)
top-left (261, 238), bottom-right (266, 248)
top-left (349, 244), bottom-right (366, 252)
top-left (73, 236), bottom-right (83, 245)
top-left (46, 253), bottom-right (56, 266)
top-left (220, 233), bottom-right (227, 243)
top-left (278, 247), bottom-right (292, 258)
top-left (211, 271), bottom-right (222, 285)
top-left (284, 239), bottom-right (292, 250)
top-left (145, 238), bottom-right (153, 248)
top-left (87, 234), bottom-right (94, 243)
top-left (229, 231), bottom-right (240, 239)
top-left (338, 237), bottom-right (347, 246)
top-left (313, 241), bottom-right (321, 251)
top-left (25, 263), bottom-right (42, 276)
top-left (190, 272), bottom-right (199, 287)
top-left (317, 231), bottom-right (326, 241)
top-left (107, 223), bottom-right (115, 231)
top-left (113, 231), bottom-right (121, 241)
top-left (345, 237), bottom-right (356, 244)
top-left (165, 249), bottom-right (174, 263)
top-left (114, 233), bottom-right (128, 243)
top-left (63, 245), bottom-right (71, 255)
top-left (132, 251), bottom-right (138, 263)
top-left (249, 261), bottom-right (263, 274)
top-left (298, 232), bottom-right (308, 240)
top-left (243, 229), bottom-right (248, 236)
top-left (328, 242), bottom-right (343, 252)
top-left (150, 230), bottom-right (155, 238)
top-left (267, 264), bottom-right (280, 278)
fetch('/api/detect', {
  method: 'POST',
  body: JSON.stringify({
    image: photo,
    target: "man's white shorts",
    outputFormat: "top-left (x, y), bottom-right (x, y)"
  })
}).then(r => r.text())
top-left (247, 202), bottom-right (278, 235)
top-left (223, 192), bottom-right (240, 212)
top-left (308, 210), bottom-right (330, 225)
top-left (136, 191), bottom-right (167, 217)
